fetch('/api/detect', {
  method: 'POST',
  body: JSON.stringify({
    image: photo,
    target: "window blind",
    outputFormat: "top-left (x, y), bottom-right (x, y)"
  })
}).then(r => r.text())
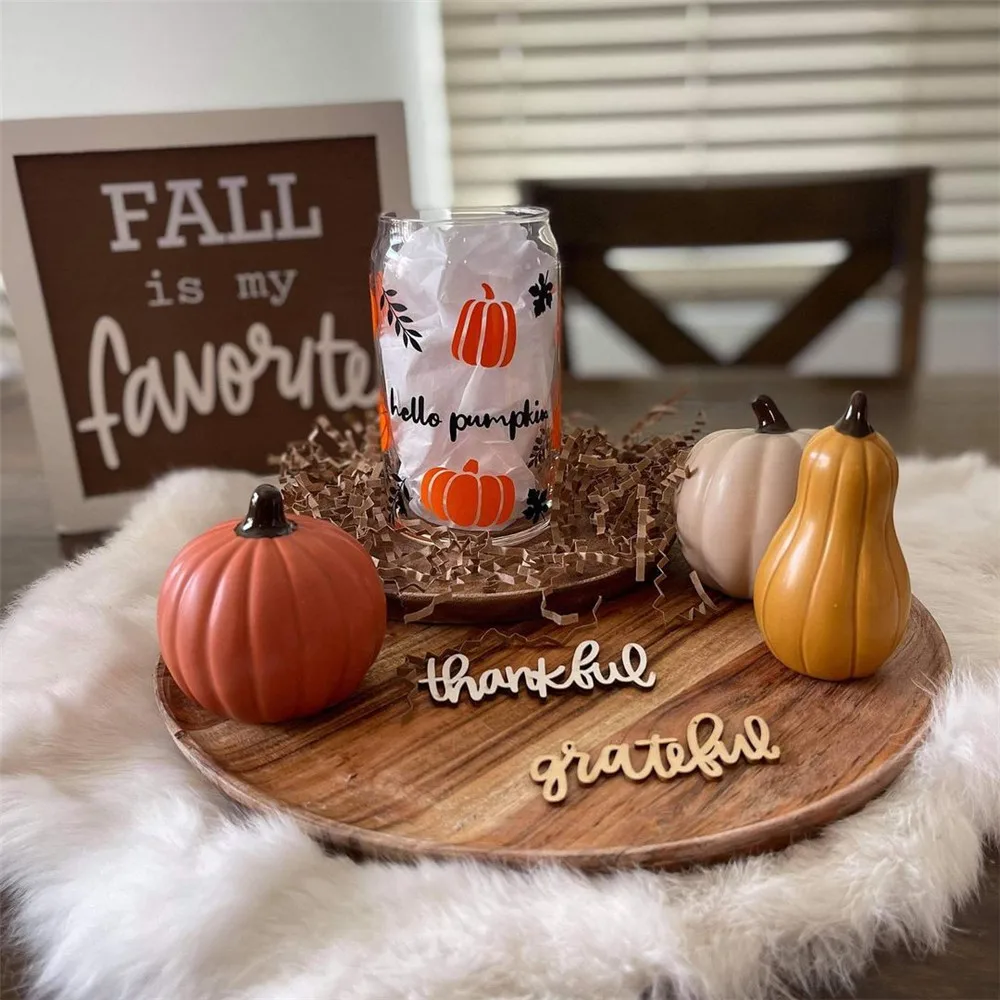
top-left (442, 0), bottom-right (1000, 292)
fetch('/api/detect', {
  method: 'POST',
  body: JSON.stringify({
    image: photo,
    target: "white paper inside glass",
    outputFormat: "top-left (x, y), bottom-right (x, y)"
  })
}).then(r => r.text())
top-left (377, 221), bottom-right (558, 529)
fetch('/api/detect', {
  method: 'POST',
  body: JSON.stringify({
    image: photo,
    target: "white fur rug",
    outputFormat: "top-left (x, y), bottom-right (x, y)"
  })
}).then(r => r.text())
top-left (2, 456), bottom-right (998, 1000)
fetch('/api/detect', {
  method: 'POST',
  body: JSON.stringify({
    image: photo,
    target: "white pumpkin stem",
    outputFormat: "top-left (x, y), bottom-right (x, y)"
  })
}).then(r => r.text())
top-left (751, 395), bottom-right (792, 434)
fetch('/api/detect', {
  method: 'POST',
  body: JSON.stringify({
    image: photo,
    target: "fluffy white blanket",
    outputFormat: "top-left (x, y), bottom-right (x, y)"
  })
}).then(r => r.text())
top-left (2, 457), bottom-right (998, 1000)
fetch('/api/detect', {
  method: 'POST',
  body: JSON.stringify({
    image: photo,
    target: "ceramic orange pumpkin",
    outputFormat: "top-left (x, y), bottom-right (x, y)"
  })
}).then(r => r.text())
top-left (452, 283), bottom-right (516, 367)
top-left (157, 485), bottom-right (387, 723)
top-left (420, 459), bottom-right (515, 528)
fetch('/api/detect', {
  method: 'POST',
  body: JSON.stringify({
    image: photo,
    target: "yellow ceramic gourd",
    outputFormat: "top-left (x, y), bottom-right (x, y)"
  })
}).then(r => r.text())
top-left (753, 391), bottom-right (911, 681)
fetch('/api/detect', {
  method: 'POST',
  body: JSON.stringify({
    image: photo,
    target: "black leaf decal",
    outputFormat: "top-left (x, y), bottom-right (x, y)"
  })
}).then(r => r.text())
top-left (389, 474), bottom-right (411, 517)
top-left (522, 488), bottom-right (550, 524)
top-left (381, 289), bottom-right (423, 351)
top-left (528, 271), bottom-right (554, 317)
top-left (527, 426), bottom-right (549, 469)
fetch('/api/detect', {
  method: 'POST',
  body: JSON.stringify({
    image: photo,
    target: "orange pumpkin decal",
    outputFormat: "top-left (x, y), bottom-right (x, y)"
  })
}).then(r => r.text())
top-left (452, 283), bottom-right (517, 368)
top-left (420, 459), bottom-right (515, 528)
top-left (377, 391), bottom-right (392, 451)
top-left (370, 272), bottom-right (385, 337)
top-left (157, 485), bottom-right (386, 724)
top-left (551, 379), bottom-right (563, 451)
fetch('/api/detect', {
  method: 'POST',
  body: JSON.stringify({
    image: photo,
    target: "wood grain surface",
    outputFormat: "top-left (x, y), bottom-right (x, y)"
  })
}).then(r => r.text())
top-left (156, 564), bottom-right (950, 871)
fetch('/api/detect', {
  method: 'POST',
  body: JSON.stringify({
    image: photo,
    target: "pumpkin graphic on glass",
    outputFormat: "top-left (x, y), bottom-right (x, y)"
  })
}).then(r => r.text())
top-left (754, 392), bottom-right (911, 681)
top-left (420, 460), bottom-right (516, 529)
top-left (451, 283), bottom-right (517, 368)
top-left (157, 485), bottom-right (387, 724)
top-left (377, 391), bottom-right (393, 452)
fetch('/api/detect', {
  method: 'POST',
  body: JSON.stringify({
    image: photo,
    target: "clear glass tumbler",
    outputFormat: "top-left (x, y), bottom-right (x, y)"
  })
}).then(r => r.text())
top-left (370, 207), bottom-right (561, 539)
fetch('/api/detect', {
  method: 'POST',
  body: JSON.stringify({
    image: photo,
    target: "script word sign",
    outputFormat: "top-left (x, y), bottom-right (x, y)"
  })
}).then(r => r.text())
top-left (417, 640), bottom-right (654, 705)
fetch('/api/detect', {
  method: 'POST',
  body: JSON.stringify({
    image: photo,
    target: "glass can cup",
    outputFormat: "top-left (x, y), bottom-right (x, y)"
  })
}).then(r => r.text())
top-left (370, 207), bottom-right (561, 540)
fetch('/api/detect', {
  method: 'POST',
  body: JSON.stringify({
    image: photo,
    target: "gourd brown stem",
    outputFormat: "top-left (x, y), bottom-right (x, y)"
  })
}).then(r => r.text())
top-left (751, 395), bottom-right (792, 434)
top-left (235, 484), bottom-right (296, 538)
top-left (834, 390), bottom-right (875, 438)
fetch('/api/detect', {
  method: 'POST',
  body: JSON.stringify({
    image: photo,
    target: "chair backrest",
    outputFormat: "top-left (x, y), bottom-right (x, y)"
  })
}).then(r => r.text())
top-left (522, 168), bottom-right (931, 379)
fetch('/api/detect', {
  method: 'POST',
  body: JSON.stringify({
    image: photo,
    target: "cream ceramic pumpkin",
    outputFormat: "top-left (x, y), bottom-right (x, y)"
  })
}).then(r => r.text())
top-left (675, 396), bottom-right (815, 599)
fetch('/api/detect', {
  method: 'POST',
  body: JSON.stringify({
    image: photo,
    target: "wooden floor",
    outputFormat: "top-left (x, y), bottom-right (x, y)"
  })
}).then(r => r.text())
top-left (1, 372), bottom-right (997, 998)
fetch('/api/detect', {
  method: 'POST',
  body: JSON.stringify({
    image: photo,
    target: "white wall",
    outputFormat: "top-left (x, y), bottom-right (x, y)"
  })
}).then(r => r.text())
top-left (0, 0), bottom-right (453, 209)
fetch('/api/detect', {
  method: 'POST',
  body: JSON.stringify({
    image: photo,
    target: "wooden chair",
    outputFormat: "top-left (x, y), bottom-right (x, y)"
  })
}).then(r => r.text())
top-left (521, 169), bottom-right (931, 378)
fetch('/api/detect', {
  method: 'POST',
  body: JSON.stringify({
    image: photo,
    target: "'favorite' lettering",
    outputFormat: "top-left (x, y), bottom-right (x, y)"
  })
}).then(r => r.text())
top-left (76, 314), bottom-right (375, 470)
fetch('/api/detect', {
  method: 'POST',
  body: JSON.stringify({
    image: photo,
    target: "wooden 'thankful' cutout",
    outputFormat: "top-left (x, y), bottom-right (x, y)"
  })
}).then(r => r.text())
top-left (417, 639), bottom-right (654, 705)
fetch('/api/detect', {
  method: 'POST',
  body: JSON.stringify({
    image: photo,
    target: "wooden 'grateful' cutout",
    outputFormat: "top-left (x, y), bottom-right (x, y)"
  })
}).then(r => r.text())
top-left (530, 713), bottom-right (780, 803)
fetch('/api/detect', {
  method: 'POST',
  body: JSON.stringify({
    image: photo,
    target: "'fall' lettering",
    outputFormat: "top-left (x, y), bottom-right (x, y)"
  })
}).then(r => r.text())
top-left (100, 173), bottom-right (322, 253)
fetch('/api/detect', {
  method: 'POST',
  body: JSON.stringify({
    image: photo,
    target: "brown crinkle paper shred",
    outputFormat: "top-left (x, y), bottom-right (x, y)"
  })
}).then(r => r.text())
top-left (277, 400), bottom-right (705, 623)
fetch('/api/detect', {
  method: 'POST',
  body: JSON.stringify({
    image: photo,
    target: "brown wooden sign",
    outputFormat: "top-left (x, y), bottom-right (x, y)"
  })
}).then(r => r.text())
top-left (1, 104), bottom-right (411, 532)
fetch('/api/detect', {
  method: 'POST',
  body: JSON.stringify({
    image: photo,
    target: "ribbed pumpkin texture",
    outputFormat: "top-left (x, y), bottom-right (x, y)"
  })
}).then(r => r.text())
top-left (753, 392), bottom-right (911, 681)
top-left (420, 459), bottom-right (515, 528)
top-left (157, 485), bottom-right (387, 723)
top-left (451, 283), bottom-right (517, 368)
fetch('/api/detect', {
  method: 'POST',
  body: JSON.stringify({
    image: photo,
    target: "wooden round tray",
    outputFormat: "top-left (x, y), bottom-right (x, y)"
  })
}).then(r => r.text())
top-left (156, 569), bottom-right (950, 871)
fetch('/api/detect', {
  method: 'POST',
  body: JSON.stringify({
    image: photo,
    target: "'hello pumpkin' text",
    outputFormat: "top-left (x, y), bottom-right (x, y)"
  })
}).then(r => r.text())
top-left (388, 388), bottom-right (548, 444)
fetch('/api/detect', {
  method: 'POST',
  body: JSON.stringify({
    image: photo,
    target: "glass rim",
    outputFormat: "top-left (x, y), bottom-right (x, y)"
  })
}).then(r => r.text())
top-left (378, 205), bottom-right (549, 226)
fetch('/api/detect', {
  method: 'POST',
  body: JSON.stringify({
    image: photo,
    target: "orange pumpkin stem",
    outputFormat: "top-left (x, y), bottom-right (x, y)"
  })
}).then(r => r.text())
top-left (235, 484), bottom-right (295, 538)
top-left (481, 283), bottom-right (494, 300)
top-left (462, 459), bottom-right (479, 474)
